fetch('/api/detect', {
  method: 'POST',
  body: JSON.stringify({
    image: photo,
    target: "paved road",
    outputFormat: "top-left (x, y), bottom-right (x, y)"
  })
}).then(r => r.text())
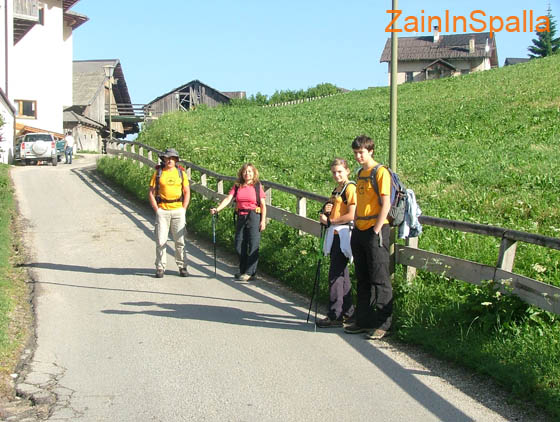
top-left (9, 155), bottom-right (544, 421)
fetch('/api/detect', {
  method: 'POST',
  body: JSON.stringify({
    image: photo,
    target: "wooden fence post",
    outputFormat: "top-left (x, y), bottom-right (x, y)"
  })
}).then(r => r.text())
top-left (497, 237), bottom-right (517, 272)
top-left (405, 236), bottom-right (419, 282)
top-left (217, 179), bottom-right (224, 195)
top-left (265, 187), bottom-right (272, 224)
top-left (297, 196), bottom-right (307, 235)
top-left (200, 173), bottom-right (207, 187)
top-left (138, 146), bottom-right (144, 167)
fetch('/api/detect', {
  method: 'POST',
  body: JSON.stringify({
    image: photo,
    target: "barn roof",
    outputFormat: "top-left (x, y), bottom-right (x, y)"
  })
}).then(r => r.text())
top-left (147, 80), bottom-right (231, 106)
top-left (73, 59), bottom-right (133, 107)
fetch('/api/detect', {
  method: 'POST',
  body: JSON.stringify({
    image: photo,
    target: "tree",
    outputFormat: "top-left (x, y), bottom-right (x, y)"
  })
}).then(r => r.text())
top-left (528, 6), bottom-right (560, 58)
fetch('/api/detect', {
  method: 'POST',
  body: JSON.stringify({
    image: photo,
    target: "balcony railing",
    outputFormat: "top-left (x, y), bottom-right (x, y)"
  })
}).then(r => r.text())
top-left (13, 0), bottom-right (39, 21)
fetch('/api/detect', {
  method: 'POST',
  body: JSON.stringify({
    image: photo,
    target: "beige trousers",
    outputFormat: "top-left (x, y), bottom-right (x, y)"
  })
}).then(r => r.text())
top-left (154, 208), bottom-right (187, 271)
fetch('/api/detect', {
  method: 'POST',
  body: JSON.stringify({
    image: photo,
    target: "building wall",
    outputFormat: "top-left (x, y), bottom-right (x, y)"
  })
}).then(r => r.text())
top-left (0, 0), bottom-right (14, 163)
top-left (75, 125), bottom-right (101, 152)
top-left (388, 58), bottom-right (486, 85)
top-left (10, 0), bottom-right (72, 134)
top-left (0, 97), bottom-right (15, 164)
top-left (1, 0), bottom-right (14, 95)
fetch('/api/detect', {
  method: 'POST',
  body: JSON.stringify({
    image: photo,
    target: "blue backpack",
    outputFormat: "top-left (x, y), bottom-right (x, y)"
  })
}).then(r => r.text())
top-left (356, 164), bottom-right (407, 227)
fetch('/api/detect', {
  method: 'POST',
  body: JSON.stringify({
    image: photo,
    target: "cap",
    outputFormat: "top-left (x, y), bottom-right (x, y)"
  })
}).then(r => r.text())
top-left (159, 148), bottom-right (180, 160)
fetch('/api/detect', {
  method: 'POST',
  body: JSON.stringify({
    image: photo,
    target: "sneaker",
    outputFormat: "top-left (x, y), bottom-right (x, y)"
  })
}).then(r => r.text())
top-left (234, 273), bottom-right (242, 280)
top-left (238, 274), bottom-right (251, 281)
top-left (179, 268), bottom-right (188, 277)
top-left (155, 269), bottom-right (164, 278)
top-left (344, 323), bottom-right (369, 334)
top-left (364, 329), bottom-right (387, 340)
top-left (316, 317), bottom-right (343, 328)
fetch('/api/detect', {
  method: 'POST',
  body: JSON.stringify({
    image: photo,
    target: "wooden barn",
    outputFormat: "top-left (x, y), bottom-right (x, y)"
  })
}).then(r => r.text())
top-left (65, 59), bottom-right (138, 151)
top-left (146, 80), bottom-right (240, 116)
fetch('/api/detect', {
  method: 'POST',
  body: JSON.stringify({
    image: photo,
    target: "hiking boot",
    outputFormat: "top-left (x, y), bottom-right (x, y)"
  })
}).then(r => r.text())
top-left (238, 274), bottom-right (251, 281)
top-left (179, 268), bottom-right (188, 277)
top-left (364, 329), bottom-right (387, 340)
top-left (316, 317), bottom-right (343, 328)
top-left (343, 314), bottom-right (356, 325)
top-left (344, 323), bottom-right (369, 334)
top-left (155, 269), bottom-right (164, 278)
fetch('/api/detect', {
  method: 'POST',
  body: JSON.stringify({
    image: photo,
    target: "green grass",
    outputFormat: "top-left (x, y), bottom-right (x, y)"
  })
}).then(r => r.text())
top-left (0, 164), bottom-right (31, 398)
top-left (98, 54), bottom-right (560, 418)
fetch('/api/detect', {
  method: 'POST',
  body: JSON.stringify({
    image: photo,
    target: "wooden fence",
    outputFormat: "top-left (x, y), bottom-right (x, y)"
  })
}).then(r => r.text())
top-left (106, 140), bottom-right (560, 315)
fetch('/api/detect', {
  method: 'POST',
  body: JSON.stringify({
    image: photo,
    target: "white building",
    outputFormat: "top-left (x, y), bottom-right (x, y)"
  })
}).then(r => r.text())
top-left (0, 0), bottom-right (87, 163)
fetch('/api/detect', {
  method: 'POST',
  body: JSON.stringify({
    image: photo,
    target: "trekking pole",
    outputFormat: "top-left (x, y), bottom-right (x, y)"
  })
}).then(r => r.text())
top-left (212, 213), bottom-right (217, 276)
top-left (307, 224), bottom-right (327, 323)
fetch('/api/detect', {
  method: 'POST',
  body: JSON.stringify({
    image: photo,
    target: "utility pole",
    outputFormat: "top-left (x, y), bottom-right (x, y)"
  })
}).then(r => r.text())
top-left (389, 0), bottom-right (399, 277)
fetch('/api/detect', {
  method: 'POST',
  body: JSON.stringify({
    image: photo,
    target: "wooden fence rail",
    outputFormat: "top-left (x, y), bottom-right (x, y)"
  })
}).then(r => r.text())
top-left (106, 140), bottom-right (560, 315)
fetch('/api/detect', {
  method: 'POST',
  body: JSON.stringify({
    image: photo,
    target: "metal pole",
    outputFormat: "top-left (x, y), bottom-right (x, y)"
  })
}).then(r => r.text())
top-left (389, 0), bottom-right (398, 172)
top-left (109, 76), bottom-right (113, 142)
top-left (389, 0), bottom-right (399, 277)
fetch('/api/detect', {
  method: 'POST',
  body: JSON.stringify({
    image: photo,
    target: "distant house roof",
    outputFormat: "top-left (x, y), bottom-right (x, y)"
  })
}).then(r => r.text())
top-left (73, 59), bottom-right (133, 107)
top-left (380, 32), bottom-right (498, 67)
top-left (147, 80), bottom-right (231, 106)
top-left (504, 57), bottom-right (530, 66)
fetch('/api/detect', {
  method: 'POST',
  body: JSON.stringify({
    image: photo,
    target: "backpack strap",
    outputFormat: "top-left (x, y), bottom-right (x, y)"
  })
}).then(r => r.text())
top-left (331, 181), bottom-right (356, 205)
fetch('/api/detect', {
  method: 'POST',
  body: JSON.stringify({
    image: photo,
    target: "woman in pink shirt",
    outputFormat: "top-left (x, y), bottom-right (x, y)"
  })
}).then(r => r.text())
top-left (210, 164), bottom-right (267, 281)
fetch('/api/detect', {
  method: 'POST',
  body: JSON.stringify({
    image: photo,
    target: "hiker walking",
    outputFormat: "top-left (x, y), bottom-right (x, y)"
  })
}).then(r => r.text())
top-left (315, 158), bottom-right (356, 328)
top-left (345, 135), bottom-right (392, 340)
top-left (210, 163), bottom-right (266, 281)
top-left (148, 148), bottom-right (191, 278)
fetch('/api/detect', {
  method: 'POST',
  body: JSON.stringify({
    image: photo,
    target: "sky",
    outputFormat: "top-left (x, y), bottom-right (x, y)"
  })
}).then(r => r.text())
top-left (72, 0), bottom-right (559, 105)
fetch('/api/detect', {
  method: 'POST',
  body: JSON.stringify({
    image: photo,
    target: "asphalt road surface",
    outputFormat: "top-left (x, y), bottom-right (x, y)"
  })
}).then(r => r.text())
top-left (9, 155), bottom-right (547, 421)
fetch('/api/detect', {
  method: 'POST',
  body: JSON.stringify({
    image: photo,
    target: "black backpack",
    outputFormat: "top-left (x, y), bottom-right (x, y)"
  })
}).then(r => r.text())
top-left (154, 164), bottom-right (186, 204)
top-left (356, 165), bottom-right (407, 227)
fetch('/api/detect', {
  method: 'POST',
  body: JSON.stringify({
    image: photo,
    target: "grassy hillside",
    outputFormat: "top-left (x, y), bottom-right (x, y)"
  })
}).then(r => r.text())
top-left (98, 54), bottom-right (560, 418)
top-left (138, 54), bottom-right (560, 285)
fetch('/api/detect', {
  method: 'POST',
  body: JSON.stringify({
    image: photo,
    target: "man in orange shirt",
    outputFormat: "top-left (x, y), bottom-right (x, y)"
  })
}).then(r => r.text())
top-left (148, 148), bottom-right (191, 278)
top-left (344, 135), bottom-right (392, 340)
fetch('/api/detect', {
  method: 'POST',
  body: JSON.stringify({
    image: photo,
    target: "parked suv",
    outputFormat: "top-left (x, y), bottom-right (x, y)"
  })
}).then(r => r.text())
top-left (15, 133), bottom-right (59, 166)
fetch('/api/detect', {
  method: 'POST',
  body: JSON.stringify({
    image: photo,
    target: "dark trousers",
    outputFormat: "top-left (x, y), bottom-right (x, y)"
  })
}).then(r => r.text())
top-left (235, 211), bottom-right (261, 276)
top-left (327, 234), bottom-right (354, 320)
top-left (350, 224), bottom-right (392, 331)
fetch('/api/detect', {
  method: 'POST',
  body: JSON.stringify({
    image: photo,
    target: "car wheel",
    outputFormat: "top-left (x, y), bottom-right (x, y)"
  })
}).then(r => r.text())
top-left (52, 157), bottom-right (58, 166)
top-left (22, 159), bottom-right (27, 166)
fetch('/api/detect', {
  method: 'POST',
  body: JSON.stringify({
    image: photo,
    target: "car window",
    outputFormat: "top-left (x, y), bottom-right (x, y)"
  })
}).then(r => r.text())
top-left (24, 134), bottom-right (52, 142)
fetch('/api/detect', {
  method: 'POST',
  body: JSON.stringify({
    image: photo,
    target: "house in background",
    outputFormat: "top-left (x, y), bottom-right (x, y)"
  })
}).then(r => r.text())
top-left (147, 80), bottom-right (244, 117)
top-left (379, 28), bottom-right (499, 85)
top-left (504, 58), bottom-right (530, 66)
top-left (0, 0), bottom-right (87, 163)
top-left (66, 59), bottom-right (138, 151)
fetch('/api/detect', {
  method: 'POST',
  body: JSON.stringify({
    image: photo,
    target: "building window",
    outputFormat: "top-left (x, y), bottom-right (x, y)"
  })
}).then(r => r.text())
top-left (406, 72), bottom-right (414, 83)
top-left (15, 100), bottom-right (37, 119)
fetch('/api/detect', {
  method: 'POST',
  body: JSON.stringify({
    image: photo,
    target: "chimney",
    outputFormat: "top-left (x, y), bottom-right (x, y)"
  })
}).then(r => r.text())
top-left (433, 26), bottom-right (440, 43)
top-left (469, 37), bottom-right (475, 54)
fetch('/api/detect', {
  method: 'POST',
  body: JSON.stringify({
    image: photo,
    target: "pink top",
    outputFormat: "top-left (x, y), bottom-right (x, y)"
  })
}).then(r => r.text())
top-left (229, 184), bottom-right (266, 211)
